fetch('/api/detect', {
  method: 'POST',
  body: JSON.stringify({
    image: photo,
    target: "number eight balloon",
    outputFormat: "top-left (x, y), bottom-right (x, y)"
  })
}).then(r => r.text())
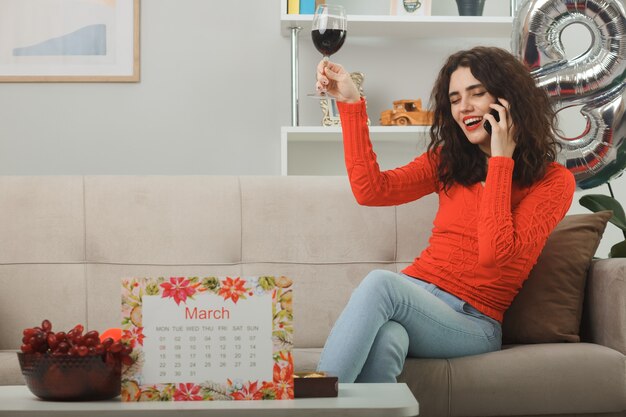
top-left (512, 0), bottom-right (626, 189)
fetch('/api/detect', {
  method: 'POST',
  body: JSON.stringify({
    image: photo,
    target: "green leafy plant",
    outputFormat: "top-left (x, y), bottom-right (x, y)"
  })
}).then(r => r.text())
top-left (579, 194), bottom-right (626, 258)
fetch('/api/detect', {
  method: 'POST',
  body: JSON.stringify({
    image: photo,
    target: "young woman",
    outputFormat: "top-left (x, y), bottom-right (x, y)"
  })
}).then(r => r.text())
top-left (314, 46), bottom-right (576, 383)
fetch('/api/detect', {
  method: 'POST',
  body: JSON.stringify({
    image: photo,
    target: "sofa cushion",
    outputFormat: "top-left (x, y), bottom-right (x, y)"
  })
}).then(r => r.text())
top-left (303, 344), bottom-right (626, 417)
top-left (84, 176), bottom-right (243, 264)
top-left (0, 177), bottom-right (85, 264)
top-left (399, 358), bottom-right (451, 417)
top-left (502, 211), bottom-right (612, 344)
top-left (292, 347), bottom-right (323, 372)
top-left (0, 264), bottom-right (88, 351)
top-left (448, 343), bottom-right (626, 416)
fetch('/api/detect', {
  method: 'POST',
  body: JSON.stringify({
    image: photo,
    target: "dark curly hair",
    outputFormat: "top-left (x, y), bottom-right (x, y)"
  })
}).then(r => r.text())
top-left (427, 46), bottom-right (559, 191)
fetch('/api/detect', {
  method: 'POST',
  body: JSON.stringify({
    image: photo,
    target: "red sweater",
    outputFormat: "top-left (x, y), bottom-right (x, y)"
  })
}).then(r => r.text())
top-left (339, 99), bottom-right (575, 322)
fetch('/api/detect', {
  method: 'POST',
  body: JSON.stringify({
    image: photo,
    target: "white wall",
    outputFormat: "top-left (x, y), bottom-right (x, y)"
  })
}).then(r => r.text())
top-left (0, 0), bottom-right (623, 256)
top-left (0, 0), bottom-right (290, 175)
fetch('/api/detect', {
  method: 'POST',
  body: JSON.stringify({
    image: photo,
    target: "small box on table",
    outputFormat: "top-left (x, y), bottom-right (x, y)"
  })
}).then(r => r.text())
top-left (294, 372), bottom-right (338, 398)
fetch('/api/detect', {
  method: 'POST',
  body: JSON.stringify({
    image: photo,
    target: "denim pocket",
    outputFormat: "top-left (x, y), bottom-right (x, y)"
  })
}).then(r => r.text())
top-left (460, 302), bottom-right (501, 340)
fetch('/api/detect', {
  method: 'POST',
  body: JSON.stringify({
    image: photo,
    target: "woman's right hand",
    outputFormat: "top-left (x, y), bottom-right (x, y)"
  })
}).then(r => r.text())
top-left (315, 60), bottom-right (361, 103)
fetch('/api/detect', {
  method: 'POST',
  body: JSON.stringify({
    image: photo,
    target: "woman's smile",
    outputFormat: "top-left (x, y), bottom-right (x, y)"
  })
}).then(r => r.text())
top-left (462, 115), bottom-right (486, 131)
top-left (448, 66), bottom-right (497, 153)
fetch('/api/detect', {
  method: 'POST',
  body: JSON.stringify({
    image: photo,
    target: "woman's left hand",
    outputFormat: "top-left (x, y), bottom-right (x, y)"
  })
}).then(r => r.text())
top-left (485, 98), bottom-right (516, 158)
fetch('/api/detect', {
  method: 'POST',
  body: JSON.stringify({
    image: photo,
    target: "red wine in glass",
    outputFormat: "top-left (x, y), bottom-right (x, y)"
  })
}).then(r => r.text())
top-left (312, 29), bottom-right (347, 56)
top-left (308, 4), bottom-right (347, 98)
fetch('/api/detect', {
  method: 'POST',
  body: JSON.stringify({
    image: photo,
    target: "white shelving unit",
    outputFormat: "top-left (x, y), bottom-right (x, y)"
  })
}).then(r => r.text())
top-left (281, 126), bottom-right (430, 175)
top-left (280, 1), bottom-right (514, 175)
top-left (280, 14), bottom-right (514, 38)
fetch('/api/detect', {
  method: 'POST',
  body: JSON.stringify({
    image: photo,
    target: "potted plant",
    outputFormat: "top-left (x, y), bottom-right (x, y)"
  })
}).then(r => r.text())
top-left (580, 192), bottom-right (626, 257)
top-left (455, 0), bottom-right (485, 16)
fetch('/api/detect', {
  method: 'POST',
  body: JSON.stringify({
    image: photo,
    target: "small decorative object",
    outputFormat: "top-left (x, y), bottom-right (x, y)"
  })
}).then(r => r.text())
top-left (294, 371), bottom-right (338, 398)
top-left (380, 99), bottom-right (433, 126)
top-left (320, 97), bottom-right (341, 126)
top-left (17, 319), bottom-right (133, 401)
top-left (455, 0), bottom-right (485, 16)
top-left (403, 0), bottom-right (421, 12)
top-left (390, 0), bottom-right (431, 16)
top-left (321, 72), bottom-right (370, 126)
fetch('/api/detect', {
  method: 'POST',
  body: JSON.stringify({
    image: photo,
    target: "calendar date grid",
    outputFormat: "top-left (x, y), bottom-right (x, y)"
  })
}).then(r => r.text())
top-left (153, 324), bottom-right (262, 379)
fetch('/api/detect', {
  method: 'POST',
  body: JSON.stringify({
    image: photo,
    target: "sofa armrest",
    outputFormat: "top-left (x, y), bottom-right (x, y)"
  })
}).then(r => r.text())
top-left (581, 258), bottom-right (626, 354)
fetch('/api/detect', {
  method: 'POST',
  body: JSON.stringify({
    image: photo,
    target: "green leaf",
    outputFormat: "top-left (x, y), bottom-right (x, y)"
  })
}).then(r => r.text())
top-left (579, 194), bottom-right (626, 231)
top-left (610, 240), bottom-right (626, 258)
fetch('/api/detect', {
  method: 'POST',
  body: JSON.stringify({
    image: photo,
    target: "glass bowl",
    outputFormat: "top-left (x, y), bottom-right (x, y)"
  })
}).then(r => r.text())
top-left (17, 352), bottom-right (121, 401)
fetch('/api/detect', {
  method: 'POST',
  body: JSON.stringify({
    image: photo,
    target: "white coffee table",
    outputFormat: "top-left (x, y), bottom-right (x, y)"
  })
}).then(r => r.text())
top-left (0, 383), bottom-right (418, 417)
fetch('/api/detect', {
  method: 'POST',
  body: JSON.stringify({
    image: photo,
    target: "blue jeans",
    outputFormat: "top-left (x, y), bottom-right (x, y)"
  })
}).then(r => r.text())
top-left (316, 269), bottom-right (502, 383)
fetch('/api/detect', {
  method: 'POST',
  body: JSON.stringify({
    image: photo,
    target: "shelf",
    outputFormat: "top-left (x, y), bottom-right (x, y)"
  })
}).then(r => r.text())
top-left (282, 126), bottom-right (430, 142)
top-left (281, 14), bottom-right (514, 38)
top-left (281, 126), bottom-right (430, 175)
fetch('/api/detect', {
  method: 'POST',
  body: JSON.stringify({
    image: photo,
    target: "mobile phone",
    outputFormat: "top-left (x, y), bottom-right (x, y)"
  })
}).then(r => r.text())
top-left (483, 107), bottom-right (501, 135)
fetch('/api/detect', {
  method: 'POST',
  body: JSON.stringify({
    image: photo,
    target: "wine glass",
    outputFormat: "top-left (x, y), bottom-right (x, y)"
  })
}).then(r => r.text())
top-left (308, 4), bottom-right (347, 98)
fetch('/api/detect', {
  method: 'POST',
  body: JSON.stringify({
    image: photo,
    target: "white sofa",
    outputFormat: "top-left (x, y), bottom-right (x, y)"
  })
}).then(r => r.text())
top-left (0, 176), bottom-right (624, 416)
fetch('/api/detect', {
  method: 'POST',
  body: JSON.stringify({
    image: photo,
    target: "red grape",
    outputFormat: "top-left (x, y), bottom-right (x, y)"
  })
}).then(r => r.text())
top-left (19, 320), bottom-right (134, 368)
top-left (41, 319), bottom-right (52, 332)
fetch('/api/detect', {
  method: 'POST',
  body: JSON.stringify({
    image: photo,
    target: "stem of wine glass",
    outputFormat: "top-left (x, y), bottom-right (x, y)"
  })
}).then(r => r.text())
top-left (321, 55), bottom-right (330, 74)
top-left (319, 56), bottom-right (330, 97)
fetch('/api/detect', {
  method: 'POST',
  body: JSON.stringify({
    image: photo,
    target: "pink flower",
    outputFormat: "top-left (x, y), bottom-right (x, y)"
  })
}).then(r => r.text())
top-left (161, 277), bottom-right (196, 305)
top-left (174, 383), bottom-right (202, 401)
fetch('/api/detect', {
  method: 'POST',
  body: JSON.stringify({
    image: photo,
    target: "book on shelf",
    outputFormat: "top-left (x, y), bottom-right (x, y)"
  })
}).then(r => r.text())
top-left (289, 0), bottom-right (324, 15)
top-left (287, 0), bottom-right (299, 14)
top-left (300, 0), bottom-right (315, 14)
